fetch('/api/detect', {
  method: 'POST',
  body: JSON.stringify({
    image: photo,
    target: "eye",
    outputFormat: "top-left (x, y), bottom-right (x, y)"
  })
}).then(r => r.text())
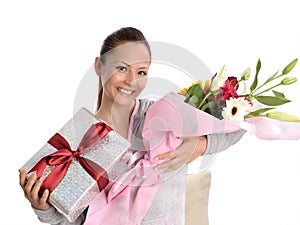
top-left (116, 66), bottom-right (127, 72)
top-left (138, 70), bottom-right (147, 76)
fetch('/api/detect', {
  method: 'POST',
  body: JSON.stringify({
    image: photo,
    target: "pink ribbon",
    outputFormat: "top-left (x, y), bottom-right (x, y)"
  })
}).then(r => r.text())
top-left (85, 152), bottom-right (162, 225)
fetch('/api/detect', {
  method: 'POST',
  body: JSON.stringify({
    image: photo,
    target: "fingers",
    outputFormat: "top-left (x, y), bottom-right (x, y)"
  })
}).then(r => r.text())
top-left (19, 169), bottom-right (51, 210)
top-left (31, 177), bottom-right (44, 201)
top-left (155, 157), bottom-right (182, 173)
top-left (19, 169), bottom-right (27, 188)
top-left (155, 144), bottom-right (188, 161)
top-left (154, 139), bottom-right (198, 173)
top-left (23, 172), bottom-right (38, 199)
top-left (154, 151), bottom-right (175, 161)
top-left (40, 189), bottom-right (50, 203)
top-left (155, 148), bottom-right (187, 173)
top-left (153, 136), bottom-right (208, 174)
top-left (154, 151), bottom-right (183, 172)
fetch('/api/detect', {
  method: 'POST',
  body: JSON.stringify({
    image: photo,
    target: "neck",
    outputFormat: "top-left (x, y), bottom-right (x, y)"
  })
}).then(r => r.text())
top-left (95, 97), bottom-right (136, 128)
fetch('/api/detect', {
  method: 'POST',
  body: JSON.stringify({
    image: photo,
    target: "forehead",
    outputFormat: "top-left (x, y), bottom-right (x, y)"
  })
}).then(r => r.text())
top-left (105, 42), bottom-right (151, 65)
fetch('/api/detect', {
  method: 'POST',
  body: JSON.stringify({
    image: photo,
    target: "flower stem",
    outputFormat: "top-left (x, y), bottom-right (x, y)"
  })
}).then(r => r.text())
top-left (252, 73), bottom-right (283, 95)
top-left (253, 83), bottom-right (281, 97)
top-left (197, 92), bottom-right (212, 109)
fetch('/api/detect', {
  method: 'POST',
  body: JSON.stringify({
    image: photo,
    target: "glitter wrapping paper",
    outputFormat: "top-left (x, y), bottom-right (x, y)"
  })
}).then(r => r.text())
top-left (21, 108), bottom-right (131, 222)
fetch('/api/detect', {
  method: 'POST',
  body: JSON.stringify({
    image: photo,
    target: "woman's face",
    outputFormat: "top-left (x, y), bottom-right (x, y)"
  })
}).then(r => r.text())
top-left (99, 42), bottom-right (151, 106)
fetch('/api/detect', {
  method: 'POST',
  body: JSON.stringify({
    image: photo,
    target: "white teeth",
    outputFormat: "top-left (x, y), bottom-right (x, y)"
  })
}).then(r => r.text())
top-left (118, 87), bottom-right (134, 95)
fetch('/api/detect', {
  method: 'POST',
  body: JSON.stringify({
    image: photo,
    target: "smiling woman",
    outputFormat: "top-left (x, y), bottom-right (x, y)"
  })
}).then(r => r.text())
top-left (18, 27), bottom-right (246, 225)
top-left (95, 43), bottom-right (150, 111)
top-left (95, 27), bottom-right (151, 112)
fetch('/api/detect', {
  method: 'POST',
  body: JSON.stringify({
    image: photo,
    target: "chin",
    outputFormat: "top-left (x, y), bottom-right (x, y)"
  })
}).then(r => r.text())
top-left (112, 95), bottom-right (136, 107)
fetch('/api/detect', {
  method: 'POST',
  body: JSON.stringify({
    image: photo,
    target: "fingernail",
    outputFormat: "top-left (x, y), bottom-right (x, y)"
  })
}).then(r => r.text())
top-left (18, 168), bottom-right (24, 173)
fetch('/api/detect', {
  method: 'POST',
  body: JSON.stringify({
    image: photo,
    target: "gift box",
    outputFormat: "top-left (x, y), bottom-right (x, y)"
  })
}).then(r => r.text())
top-left (21, 107), bottom-right (131, 222)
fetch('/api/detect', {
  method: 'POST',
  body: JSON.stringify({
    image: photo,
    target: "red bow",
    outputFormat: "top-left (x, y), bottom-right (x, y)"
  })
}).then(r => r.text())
top-left (29, 122), bottom-right (112, 195)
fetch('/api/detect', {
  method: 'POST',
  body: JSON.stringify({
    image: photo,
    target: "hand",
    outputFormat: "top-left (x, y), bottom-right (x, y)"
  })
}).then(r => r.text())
top-left (154, 136), bottom-right (207, 173)
top-left (19, 169), bottom-right (51, 211)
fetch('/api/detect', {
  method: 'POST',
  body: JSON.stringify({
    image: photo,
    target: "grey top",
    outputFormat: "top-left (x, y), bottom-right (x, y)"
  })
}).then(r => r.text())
top-left (33, 98), bottom-right (246, 225)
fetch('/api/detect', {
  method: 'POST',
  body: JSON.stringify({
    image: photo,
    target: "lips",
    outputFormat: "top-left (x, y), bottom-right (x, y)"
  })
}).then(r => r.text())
top-left (117, 87), bottom-right (135, 95)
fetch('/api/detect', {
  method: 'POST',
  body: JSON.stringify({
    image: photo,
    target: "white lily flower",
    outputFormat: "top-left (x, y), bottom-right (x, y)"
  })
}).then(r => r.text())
top-left (236, 81), bottom-right (247, 95)
top-left (211, 65), bottom-right (228, 91)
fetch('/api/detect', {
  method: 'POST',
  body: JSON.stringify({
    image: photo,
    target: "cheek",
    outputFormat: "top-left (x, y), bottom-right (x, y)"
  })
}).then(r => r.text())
top-left (102, 76), bottom-right (117, 93)
top-left (137, 77), bottom-right (148, 90)
top-left (101, 67), bottom-right (119, 83)
top-left (102, 72), bottom-right (121, 87)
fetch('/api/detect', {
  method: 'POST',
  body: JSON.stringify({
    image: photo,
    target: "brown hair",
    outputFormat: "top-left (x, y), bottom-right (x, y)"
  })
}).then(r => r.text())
top-left (96, 27), bottom-right (151, 111)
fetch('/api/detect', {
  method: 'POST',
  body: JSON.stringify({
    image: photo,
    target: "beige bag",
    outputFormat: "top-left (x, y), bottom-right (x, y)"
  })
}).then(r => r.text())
top-left (185, 170), bottom-right (211, 225)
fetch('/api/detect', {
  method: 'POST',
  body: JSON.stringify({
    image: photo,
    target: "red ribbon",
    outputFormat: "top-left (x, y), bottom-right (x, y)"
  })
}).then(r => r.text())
top-left (29, 122), bottom-right (112, 196)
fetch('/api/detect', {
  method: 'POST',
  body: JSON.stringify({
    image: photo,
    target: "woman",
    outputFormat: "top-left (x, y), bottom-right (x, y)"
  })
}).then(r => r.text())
top-left (19, 27), bottom-right (245, 225)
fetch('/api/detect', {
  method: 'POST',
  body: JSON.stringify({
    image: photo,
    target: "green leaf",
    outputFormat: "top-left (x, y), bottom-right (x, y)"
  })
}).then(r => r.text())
top-left (282, 58), bottom-right (298, 74)
top-left (272, 90), bottom-right (285, 98)
top-left (200, 102), bottom-right (209, 111)
top-left (188, 95), bottom-right (200, 108)
top-left (256, 96), bottom-right (291, 106)
top-left (245, 107), bottom-right (275, 118)
top-left (256, 57), bottom-right (262, 74)
top-left (195, 84), bottom-right (203, 100)
top-left (203, 101), bottom-right (223, 119)
top-left (210, 72), bottom-right (218, 84)
top-left (250, 58), bottom-right (261, 91)
top-left (184, 84), bottom-right (201, 102)
top-left (201, 101), bottom-right (215, 111)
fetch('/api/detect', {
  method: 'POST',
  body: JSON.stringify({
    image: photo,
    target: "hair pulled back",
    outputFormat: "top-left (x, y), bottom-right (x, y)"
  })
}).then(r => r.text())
top-left (96, 27), bottom-right (150, 111)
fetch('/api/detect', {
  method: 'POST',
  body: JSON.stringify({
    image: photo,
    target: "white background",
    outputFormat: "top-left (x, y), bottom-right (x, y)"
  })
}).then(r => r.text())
top-left (1, 0), bottom-right (299, 225)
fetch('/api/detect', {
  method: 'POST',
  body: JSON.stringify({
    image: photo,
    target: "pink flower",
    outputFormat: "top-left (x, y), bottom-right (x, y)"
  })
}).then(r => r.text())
top-left (220, 77), bottom-right (239, 100)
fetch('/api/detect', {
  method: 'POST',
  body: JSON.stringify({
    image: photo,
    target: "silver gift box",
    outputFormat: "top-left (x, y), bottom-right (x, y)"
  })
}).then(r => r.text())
top-left (22, 107), bottom-right (131, 222)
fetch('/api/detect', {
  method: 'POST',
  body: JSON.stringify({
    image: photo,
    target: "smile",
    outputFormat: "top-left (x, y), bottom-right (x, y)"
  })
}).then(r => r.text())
top-left (117, 87), bottom-right (135, 95)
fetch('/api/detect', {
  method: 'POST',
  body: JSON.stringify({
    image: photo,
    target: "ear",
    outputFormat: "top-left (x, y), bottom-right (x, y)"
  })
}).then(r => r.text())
top-left (94, 57), bottom-right (101, 76)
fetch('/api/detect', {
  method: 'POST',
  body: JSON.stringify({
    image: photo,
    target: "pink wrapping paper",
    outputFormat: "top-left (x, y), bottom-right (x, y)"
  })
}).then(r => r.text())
top-left (85, 92), bottom-right (300, 225)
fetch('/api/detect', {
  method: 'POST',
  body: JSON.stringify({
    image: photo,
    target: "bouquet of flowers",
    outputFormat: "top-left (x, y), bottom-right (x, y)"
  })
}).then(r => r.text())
top-left (85, 58), bottom-right (300, 225)
top-left (180, 58), bottom-right (300, 122)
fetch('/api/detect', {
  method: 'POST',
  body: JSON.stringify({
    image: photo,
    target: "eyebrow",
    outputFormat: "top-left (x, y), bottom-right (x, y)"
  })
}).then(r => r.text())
top-left (114, 61), bottom-right (149, 69)
top-left (115, 61), bottom-right (130, 66)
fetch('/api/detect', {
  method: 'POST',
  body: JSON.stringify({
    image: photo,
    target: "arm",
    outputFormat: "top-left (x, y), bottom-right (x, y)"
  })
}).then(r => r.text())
top-left (155, 129), bottom-right (246, 173)
top-left (203, 129), bottom-right (247, 155)
top-left (33, 206), bottom-right (86, 225)
top-left (19, 169), bottom-right (86, 225)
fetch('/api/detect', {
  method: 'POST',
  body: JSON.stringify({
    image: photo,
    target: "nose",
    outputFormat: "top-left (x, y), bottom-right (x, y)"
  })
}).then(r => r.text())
top-left (125, 70), bottom-right (137, 86)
